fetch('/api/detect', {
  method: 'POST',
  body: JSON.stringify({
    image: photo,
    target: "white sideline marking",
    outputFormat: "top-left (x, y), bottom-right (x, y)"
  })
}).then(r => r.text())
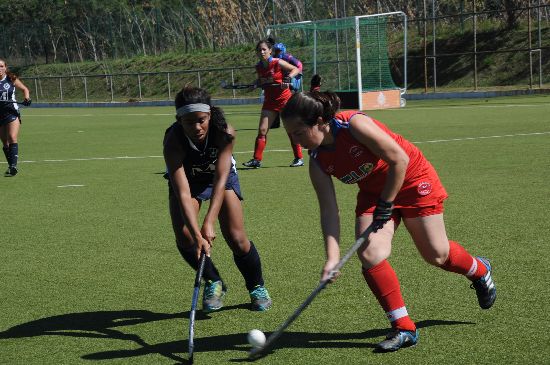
top-left (413, 131), bottom-right (550, 144)
top-left (21, 102), bottom-right (550, 118)
top-left (57, 184), bottom-right (85, 188)
top-left (0, 131), bottom-right (547, 166)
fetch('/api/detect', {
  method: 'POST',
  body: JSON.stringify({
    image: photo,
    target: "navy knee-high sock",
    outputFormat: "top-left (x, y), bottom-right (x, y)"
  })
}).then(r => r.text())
top-left (8, 143), bottom-right (18, 167)
top-left (176, 244), bottom-right (222, 283)
top-left (233, 241), bottom-right (264, 291)
top-left (2, 145), bottom-right (10, 165)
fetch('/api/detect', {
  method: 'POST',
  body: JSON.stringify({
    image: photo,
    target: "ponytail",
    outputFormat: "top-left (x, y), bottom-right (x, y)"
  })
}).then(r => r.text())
top-left (210, 106), bottom-right (234, 143)
top-left (281, 91), bottom-right (341, 126)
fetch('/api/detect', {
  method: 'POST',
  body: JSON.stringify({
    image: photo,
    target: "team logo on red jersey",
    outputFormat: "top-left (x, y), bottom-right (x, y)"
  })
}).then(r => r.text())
top-left (326, 165), bottom-right (335, 173)
top-left (417, 181), bottom-right (432, 196)
top-left (349, 145), bottom-right (363, 158)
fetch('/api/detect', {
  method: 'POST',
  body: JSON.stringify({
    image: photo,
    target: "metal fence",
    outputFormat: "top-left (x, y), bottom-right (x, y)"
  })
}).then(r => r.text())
top-left (18, 2), bottom-right (550, 103)
top-left (21, 66), bottom-right (262, 103)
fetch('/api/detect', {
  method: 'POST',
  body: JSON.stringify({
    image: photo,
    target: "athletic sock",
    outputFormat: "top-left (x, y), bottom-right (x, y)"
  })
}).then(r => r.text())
top-left (440, 240), bottom-right (488, 280)
top-left (289, 136), bottom-right (303, 159)
top-left (8, 143), bottom-right (18, 167)
top-left (2, 145), bottom-right (10, 165)
top-left (253, 135), bottom-right (266, 161)
top-left (176, 244), bottom-right (222, 283)
top-left (233, 241), bottom-right (264, 291)
top-left (362, 260), bottom-right (416, 331)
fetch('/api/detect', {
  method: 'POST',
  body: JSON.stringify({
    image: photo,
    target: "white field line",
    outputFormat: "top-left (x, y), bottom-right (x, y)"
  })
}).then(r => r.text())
top-left (21, 102), bottom-right (550, 118)
top-left (1, 131), bottom-right (548, 166)
top-left (57, 184), bottom-right (85, 188)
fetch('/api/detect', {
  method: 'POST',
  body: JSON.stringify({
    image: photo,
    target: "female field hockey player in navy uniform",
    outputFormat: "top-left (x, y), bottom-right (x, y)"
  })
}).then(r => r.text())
top-left (242, 39), bottom-right (304, 169)
top-left (281, 91), bottom-right (496, 352)
top-left (0, 59), bottom-right (31, 177)
top-left (163, 86), bottom-right (272, 312)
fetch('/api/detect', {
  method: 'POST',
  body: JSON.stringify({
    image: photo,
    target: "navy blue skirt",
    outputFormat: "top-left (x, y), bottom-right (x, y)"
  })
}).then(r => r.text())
top-left (168, 170), bottom-right (243, 201)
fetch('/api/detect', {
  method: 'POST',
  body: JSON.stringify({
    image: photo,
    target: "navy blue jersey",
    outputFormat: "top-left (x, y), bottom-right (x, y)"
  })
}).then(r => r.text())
top-left (0, 75), bottom-right (19, 115)
top-left (166, 121), bottom-right (237, 185)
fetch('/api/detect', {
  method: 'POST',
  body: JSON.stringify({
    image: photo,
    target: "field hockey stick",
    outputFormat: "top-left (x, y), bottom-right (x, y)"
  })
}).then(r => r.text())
top-left (220, 80), bottom-right (291, 90)
top-left (0, 100), bottom-right (26, 106)
top-left (248, 223), bottom-right (375, 360)
top-left (188, 250), bottom-right (206, 364)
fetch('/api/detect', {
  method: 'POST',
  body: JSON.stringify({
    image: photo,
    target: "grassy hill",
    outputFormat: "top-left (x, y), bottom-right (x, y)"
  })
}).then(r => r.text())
top-left (10, 24), bottom-right (549, 102)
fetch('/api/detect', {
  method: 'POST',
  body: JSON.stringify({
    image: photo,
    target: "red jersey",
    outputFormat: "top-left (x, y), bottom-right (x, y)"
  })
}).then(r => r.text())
top-left (309, 110), bottom-right (448, 210)
top-left (256, 57), bottom-right (292, 112)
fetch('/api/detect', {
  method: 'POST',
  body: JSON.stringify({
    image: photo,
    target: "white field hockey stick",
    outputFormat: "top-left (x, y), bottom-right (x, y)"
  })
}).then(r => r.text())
top-left (188, 250), bottom-right (206, 364)
top-left (248, 224), bottom-right (375, 360)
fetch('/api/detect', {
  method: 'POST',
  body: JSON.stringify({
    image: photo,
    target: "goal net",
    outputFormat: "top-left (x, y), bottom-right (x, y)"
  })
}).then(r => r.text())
top-left (267, 12), bottom-right (407, 110)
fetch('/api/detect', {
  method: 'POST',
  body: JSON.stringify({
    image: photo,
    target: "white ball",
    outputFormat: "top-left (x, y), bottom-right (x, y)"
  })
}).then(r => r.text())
top-left (247, 329), bottom-right (266, 348)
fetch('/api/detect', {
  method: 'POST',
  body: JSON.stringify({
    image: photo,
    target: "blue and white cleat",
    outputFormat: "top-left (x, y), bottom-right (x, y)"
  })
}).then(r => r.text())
top-left (243, 159), bottom-right (261, 168)
top-left (289, 158), bottom-right (304, 167)
top-left (376, 329), bottom-right (419, 352)
top-left (471, 257), bottom-right (496, 309)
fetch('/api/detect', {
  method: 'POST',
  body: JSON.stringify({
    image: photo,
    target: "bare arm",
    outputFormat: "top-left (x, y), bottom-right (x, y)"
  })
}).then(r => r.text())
top-left (348, 115), bottom-right (409, 202)
top-left (163, 130), bottom-right (209, 257)
top-left (309, 158), bottom-right (341, 281)
top-left (201, 126), bottom-right (236, 243)
top-left (13, 79), bottom-right (30, 100)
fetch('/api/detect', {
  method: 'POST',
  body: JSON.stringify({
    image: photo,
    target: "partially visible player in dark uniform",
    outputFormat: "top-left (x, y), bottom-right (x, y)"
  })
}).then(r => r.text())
top-left (163, 86), bottom-right (272, 312)
top-left (281, 91), bottom-right (496, 352)
top-left (0, 58), bottom-right (31, 177)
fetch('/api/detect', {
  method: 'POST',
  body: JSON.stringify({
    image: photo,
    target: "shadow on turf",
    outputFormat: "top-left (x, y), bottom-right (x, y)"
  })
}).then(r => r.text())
top-left (0, 313), bottom-right (473, 362)
top-left (0, 305), bottom-right (249, 363)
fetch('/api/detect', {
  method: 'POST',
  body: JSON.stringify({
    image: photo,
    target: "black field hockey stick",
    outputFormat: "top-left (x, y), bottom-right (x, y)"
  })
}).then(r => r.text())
top-left (220, 80), bottom-right (291, 90)
top-left (248, 223), bottom-right (375, 360)
top-left (0, 99), bottom-right (28, 106)
top-left (188, 250), bottom-right (206, 364)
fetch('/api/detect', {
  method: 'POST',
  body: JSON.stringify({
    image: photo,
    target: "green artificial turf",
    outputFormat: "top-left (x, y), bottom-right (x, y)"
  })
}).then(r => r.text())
top-left (1, 95), bottom-right (549, 364)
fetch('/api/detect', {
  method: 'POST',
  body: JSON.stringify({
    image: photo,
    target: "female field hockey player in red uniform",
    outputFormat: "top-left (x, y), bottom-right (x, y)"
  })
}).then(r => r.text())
top-left (0, 58), bottom-right (31, 177)
top-left (281, 91), bottom-right (496, 352)
top-left (242, 39), bottom-right (304, 169)
top-left (164, 86), bottom-right (272, 312)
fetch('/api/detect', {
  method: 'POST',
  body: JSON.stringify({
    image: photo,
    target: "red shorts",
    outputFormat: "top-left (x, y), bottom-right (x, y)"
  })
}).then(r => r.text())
top-left (263, 87), bottom-right (292, 112)
top-left (358, 202), bottom-right (445, 227)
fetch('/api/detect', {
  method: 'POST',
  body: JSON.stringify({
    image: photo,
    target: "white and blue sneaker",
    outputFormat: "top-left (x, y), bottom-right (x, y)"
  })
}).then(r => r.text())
top-left (289, 158), bottom-right (304, 167)
top-left (243, 159), bottom-right (261, 168)
top-left (471, 257), bottom-right (496, 309)
top-left (376, 329), bottom-right (419, 352)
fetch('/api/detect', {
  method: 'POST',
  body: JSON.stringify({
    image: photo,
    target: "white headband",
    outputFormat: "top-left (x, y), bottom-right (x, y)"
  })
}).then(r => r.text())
top-left (176, 103), bottom-right (211, 116)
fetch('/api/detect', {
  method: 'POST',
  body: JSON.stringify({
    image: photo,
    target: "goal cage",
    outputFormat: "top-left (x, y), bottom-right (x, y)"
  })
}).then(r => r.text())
top-left (267, 12), bottom-right (407, 110)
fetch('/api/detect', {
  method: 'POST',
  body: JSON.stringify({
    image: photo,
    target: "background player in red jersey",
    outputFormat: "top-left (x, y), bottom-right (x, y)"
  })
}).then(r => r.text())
top-left (242, 39), bottom-right (304, 169)
top-left (164, 86), bottom-right (272, 312)
top-left (280, 91), bottom-right (496, 352)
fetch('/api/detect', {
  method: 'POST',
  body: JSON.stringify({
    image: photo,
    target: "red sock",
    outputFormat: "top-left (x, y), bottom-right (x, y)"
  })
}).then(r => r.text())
top-left (362, 260), bottom-right (416, 331)
top-left (441, 241), bottom-right (487, 280)
top-left (288, 133), bottom-right (303, 159)
top-left (253, 135), bottom-right (266, 161)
